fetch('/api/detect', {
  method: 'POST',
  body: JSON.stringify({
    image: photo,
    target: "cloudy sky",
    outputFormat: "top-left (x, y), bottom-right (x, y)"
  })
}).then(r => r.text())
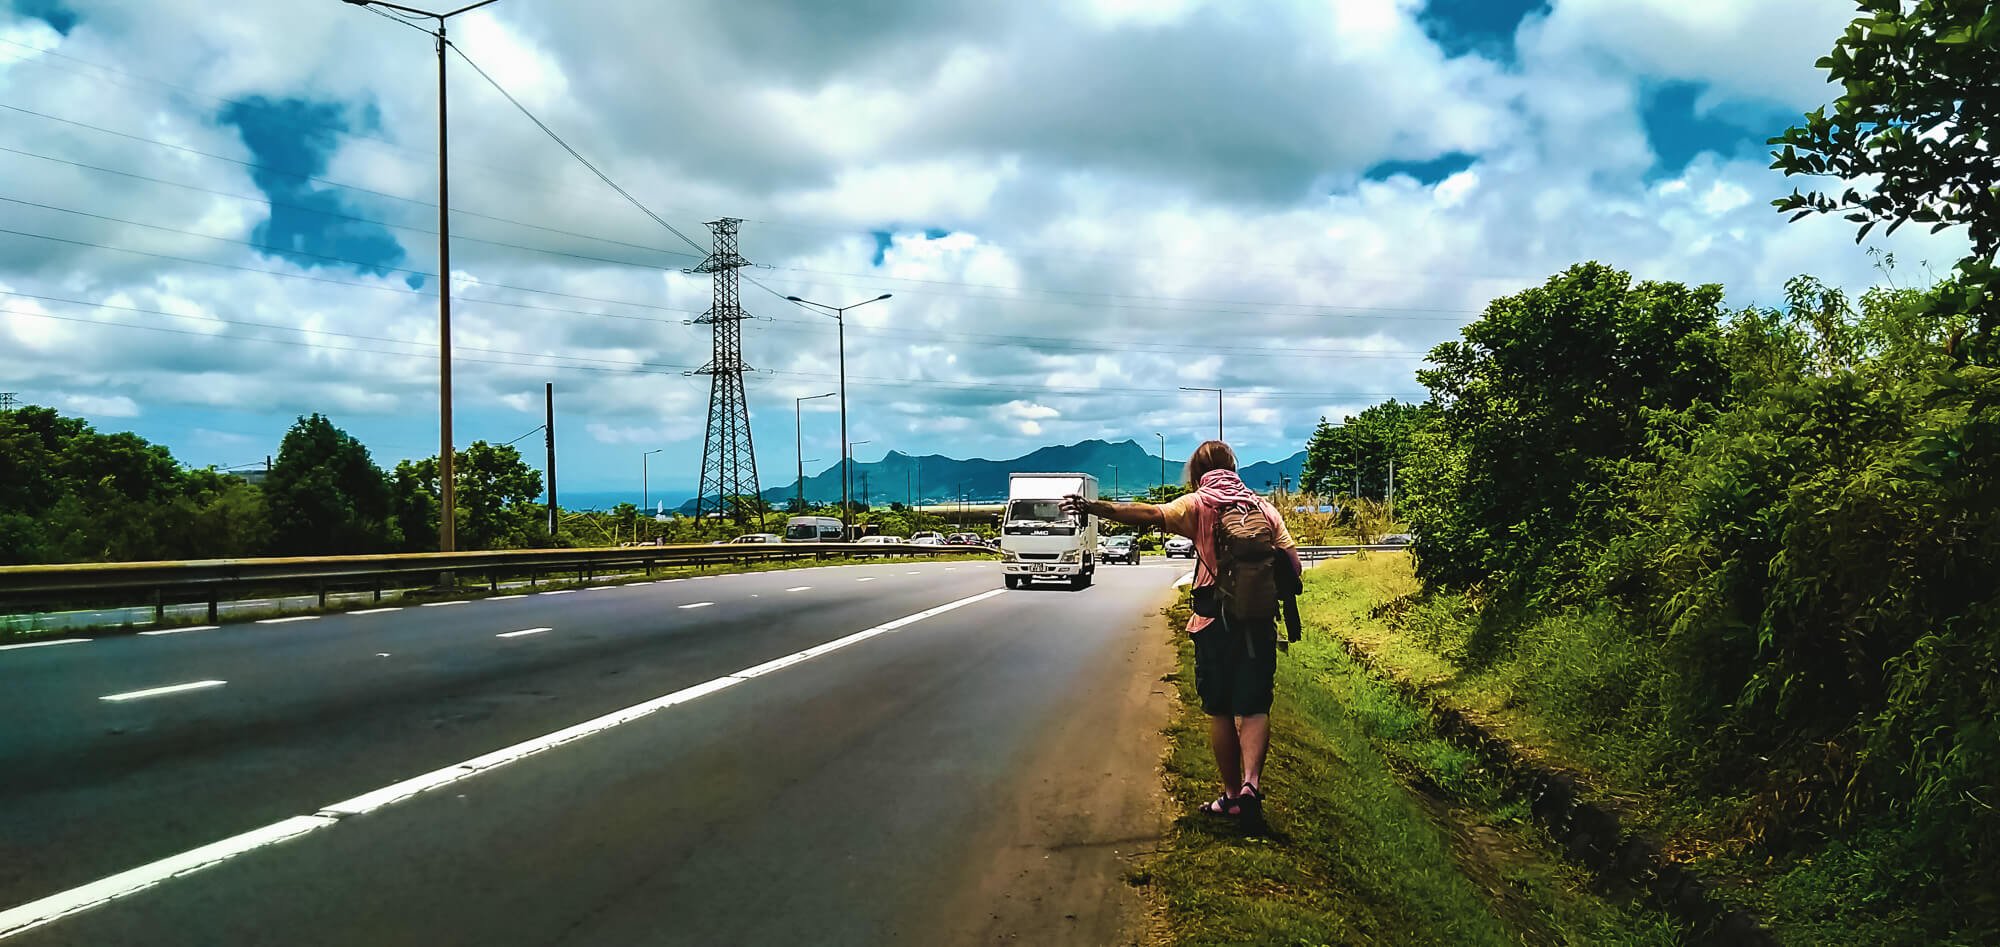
top-left (0, 0), bottom-right (1971, 499)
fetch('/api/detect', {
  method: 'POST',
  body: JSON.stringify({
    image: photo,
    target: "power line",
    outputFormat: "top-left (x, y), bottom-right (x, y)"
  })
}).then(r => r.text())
top-left (2, 299), bottom-right (1411, 402)
top-left (0, 102), bottom-right (699, 261)
top-left (0, 222), bottom-right (700, 320)
top-left (445, 44), bottom-right (712, 258)
top-left (0, 290), bottom-right (699, 372)
top-left (757, 315), bottom-right (1431, 360)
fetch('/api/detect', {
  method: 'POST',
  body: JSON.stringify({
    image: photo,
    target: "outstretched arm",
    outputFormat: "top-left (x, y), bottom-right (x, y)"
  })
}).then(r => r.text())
top-left (1061, 494), bottom-right (1167, 529)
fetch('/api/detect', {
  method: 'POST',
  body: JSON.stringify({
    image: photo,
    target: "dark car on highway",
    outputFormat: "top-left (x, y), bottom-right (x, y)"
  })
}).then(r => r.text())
top-left (1096, 535), bottom-right (1139, 565)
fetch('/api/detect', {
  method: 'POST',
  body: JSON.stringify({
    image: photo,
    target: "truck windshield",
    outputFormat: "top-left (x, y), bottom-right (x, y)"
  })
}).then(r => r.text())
top-left (1004, 500), bottom-right (1077, 535)
top-left (784, 524), bottom-right (819, 541)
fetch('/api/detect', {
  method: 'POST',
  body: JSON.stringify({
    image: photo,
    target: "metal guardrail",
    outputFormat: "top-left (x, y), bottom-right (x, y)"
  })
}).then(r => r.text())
top-left (1296, 544), bottom-right (1412, 563)
top-left (0, 542), bottom-right (991, 626)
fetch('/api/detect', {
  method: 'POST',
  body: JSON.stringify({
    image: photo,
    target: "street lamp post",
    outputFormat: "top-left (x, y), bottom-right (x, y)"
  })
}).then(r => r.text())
top-left (1109, 464), bottom-right (1118, 501)
top-left (1155, 432), bottom-right (1166, 492)
top-left (849, 440), bottom-right (872, 515)
top-left (642, 448), bottom-right (663, 513)
top-left (795, 391), bottom-right (835, 512)
top-left (1180, 386), bottom-right (1223, 442)
top-left (342, 0), bottom-right (504, 553)
top-left (784, 293), bottom-right (892, 541)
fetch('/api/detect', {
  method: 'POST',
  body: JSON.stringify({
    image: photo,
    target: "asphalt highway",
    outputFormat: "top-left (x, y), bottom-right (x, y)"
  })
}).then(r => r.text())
top-left (0, 557), bottom-right (1183, 945)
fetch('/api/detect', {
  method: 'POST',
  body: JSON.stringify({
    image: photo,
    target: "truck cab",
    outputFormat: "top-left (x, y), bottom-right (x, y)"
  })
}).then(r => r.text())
top-left (1000, 473), bottom-right (1098, 590)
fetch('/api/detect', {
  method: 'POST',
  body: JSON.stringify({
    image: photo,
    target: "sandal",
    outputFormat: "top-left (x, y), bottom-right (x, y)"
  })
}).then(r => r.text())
top-left (1198, 792), bottom-right (1241, 818)
top-left (1234, 783), bottom-right (1265, 826)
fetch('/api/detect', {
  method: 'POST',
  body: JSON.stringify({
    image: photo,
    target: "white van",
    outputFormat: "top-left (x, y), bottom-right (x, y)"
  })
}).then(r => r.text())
top-left (783, 515), bottom-right (844, 542)
top-left (1000, 472), bottom-right (1098, 590)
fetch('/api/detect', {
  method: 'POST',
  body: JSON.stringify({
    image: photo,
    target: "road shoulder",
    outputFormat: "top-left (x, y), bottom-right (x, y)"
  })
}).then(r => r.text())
top-left (934, 585), bottom-right (1177, 946)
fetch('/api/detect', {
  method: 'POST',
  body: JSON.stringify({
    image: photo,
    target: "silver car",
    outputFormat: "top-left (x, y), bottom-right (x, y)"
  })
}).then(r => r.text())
top-left (1164, 535), bottom-right (1195, 559)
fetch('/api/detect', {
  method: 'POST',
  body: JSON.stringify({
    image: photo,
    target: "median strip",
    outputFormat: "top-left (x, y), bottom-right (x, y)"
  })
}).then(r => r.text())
top-left (0, 586), bottom-right (1009, 940)
top-left (100, 680), bottom-right (226, 702)
top-left (496, 627), bottom-right (552, 639)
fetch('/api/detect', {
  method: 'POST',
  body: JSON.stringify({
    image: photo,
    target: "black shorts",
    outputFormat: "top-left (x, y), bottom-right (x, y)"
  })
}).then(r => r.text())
top-left (1192, 618), bottom-right (1277, 717)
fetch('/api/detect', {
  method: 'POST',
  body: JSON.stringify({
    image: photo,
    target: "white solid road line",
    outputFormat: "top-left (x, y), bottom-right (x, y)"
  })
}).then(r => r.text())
top-left (537, 589), bottom-right (576, 596)
top-left (348, 607), bottom-right (402, 616)
top-left (0, 638), bottom-right (89, 651)
top-left (255, 616), bottom-right (317, 625)
top-left (0, 586), bottom-right (1009, 941)
top-left (678, 602), bottom-right (714, 610)
top-left (496, 627), bottom-right (552, 639)
top-left (137, 626), bottom-right (218, 637)
top-left (785, 586), bottom-right (811, 592)
top-left (419, 601), bottom-right (469, 608)
top-left (100, 680), bottom-right (227, 702)
top-left (585, 586), bottom-right (617, 591)
top-left (0, 816), bottom-right (336, 940)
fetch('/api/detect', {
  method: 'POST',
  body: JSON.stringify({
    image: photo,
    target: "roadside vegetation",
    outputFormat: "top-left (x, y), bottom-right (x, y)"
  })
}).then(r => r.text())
top-left (0, 406), bottom-right (987, 565)
top-left (1143, 583), bottom-right (1682, 946)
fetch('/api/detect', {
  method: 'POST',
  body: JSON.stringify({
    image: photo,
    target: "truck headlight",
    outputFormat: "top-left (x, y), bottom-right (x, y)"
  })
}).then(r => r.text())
top-left (1059, 549), bottom-right (1081, 563)
top-left (1001, 549), bottom-right (1020, 562)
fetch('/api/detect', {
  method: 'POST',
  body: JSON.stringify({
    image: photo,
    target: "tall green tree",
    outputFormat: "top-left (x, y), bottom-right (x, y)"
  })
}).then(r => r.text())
top-left (1769, 0), bottom-right (2000, 349)
top-left (264, 414), bottom-right (395, 555)
top-left (391, 440), bottom-right (546, 551)
top-left (1404, 263), bottom-right (1729, 598)
top-left (1299, 399), bottom-right (1428, 500)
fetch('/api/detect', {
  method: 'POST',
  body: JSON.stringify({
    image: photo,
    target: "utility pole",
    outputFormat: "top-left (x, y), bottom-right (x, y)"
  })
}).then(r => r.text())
top-left (1110, 465), bottom-right (1118, 501)
top-left (340, 0), bottom-right (501, 552)
top-left (0, 392), bottom-right (15, 412)
top-left (689, 219), bottom-right (761, 525)
top-left (1155, 433), bottom-right (1166, 494)
top-left (545, 382), bottom-right (557, 536)
top-left (342, 0), bottom-right (504, 551)
top-left (1387, 456), bottom-right (1396, 520)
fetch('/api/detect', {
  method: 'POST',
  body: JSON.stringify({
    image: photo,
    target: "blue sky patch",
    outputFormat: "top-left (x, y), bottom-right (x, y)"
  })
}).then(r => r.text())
top-left (1419, 0), bottom-right (1547, 59)
top-left (219, 96), bottom-right (407, 278)
top-left (11, 0), bottom-right (78, 35)
top-left (869, 227), bottom-right (955, 266)
top-left (1640, 82), bottom-right (1794, 178)
top-left (1365, 152), bottom-right (1476, 186)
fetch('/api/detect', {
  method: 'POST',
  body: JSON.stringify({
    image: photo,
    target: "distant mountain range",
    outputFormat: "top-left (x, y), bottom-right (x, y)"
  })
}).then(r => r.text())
top-left (676, 439), bottom-right (1306, 514)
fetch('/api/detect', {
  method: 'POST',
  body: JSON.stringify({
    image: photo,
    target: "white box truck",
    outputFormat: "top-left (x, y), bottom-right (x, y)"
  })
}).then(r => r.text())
top-left (1001, 472), bottom-right (1098, 590)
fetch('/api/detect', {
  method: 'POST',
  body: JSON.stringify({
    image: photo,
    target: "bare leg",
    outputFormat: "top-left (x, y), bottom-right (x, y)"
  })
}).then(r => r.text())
top-left (1238, 714), bottom-right (1271, 791)
top-left (1208, 715), bottom-right (1242, 795)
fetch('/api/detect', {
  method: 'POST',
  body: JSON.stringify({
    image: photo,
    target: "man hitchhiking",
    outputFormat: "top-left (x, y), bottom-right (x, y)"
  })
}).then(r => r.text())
top-left (1063, 440), bottom-right (1300, 826)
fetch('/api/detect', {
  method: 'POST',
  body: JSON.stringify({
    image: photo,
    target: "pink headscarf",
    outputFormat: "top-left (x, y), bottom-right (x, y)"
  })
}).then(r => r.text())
top-left (1195, 468), bottom-right (1260, 507)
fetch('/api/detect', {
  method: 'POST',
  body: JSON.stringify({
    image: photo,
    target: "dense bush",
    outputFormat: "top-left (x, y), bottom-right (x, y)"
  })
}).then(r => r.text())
top-left (1402, 270), bottom-right (1999, 939)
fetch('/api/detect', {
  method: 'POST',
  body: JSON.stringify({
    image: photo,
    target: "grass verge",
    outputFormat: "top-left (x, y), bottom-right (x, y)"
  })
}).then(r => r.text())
top-left (1305, 553), bottom-right (1987, 946)
top-left (1141, 575), bottom-right (1681, 946)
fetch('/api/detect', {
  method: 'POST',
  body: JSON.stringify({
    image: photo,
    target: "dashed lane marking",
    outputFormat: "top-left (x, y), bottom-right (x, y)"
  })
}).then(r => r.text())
top-left (0, 587), bottom-right (1009, 941)
top-left (100, 680), bottom-right (226, 702)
